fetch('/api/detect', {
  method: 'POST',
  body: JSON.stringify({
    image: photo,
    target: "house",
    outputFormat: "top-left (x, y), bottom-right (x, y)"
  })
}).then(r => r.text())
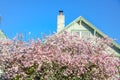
top-left (0, 30), bottom-right (6, 40)
top-left (0, 16), bottom-right (6, 40)
top-left (57, 11), bottom-right (120, 56)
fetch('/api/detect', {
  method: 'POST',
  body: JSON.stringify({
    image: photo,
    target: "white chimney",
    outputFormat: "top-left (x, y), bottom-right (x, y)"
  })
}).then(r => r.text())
top-left (57, 10), bottom-right (65, 32)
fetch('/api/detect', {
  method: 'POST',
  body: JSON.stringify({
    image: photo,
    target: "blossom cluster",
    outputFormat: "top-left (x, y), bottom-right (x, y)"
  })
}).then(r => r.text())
top-left (0, 32), bottom-right (119, 80)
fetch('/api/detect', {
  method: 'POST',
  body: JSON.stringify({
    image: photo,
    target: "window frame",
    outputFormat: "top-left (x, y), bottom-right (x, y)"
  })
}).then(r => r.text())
top-left (71, 30), bottom-right (90, 39)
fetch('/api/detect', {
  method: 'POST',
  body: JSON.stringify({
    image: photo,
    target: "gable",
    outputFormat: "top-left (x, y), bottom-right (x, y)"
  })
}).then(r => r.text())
top-left (58, 16), bottom-right (120, 56)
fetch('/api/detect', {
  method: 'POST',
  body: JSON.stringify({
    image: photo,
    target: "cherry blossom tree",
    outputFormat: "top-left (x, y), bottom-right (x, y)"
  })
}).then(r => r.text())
top-left (0, 32), bottom-right (119, 80)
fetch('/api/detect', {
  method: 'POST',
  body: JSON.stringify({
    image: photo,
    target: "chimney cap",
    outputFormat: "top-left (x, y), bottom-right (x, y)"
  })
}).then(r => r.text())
top-left (59, 10), bottom-right (63, 13)
top-left (59, 10), bottom-right (63, 15)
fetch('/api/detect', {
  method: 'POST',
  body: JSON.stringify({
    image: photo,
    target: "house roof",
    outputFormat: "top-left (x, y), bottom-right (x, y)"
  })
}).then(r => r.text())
top-left (0, 30), bottom-right (7, 40)
top-left (58, 16), bottom-right (120, 56)
top-left (59, 16), bottom-right (106, 35)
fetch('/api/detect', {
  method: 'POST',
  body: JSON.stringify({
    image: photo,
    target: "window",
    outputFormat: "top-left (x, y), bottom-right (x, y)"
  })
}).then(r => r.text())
top-left (71, 30), bottom-right (90, 40)
top-left (81, 31), bottom-right (90, 40)
top-left (71, 30), bottom-right (80, 36)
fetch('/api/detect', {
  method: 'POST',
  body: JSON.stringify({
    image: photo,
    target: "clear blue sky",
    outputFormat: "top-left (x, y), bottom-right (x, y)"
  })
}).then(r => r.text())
top-left (0, 0), bottom-right (120, 43)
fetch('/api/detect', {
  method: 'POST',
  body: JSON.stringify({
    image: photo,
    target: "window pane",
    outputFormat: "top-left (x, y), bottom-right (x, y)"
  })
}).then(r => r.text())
top-left (71, 31), bottom-right (80, 35)
top-left (81, 31), bottom-right (90, 39)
